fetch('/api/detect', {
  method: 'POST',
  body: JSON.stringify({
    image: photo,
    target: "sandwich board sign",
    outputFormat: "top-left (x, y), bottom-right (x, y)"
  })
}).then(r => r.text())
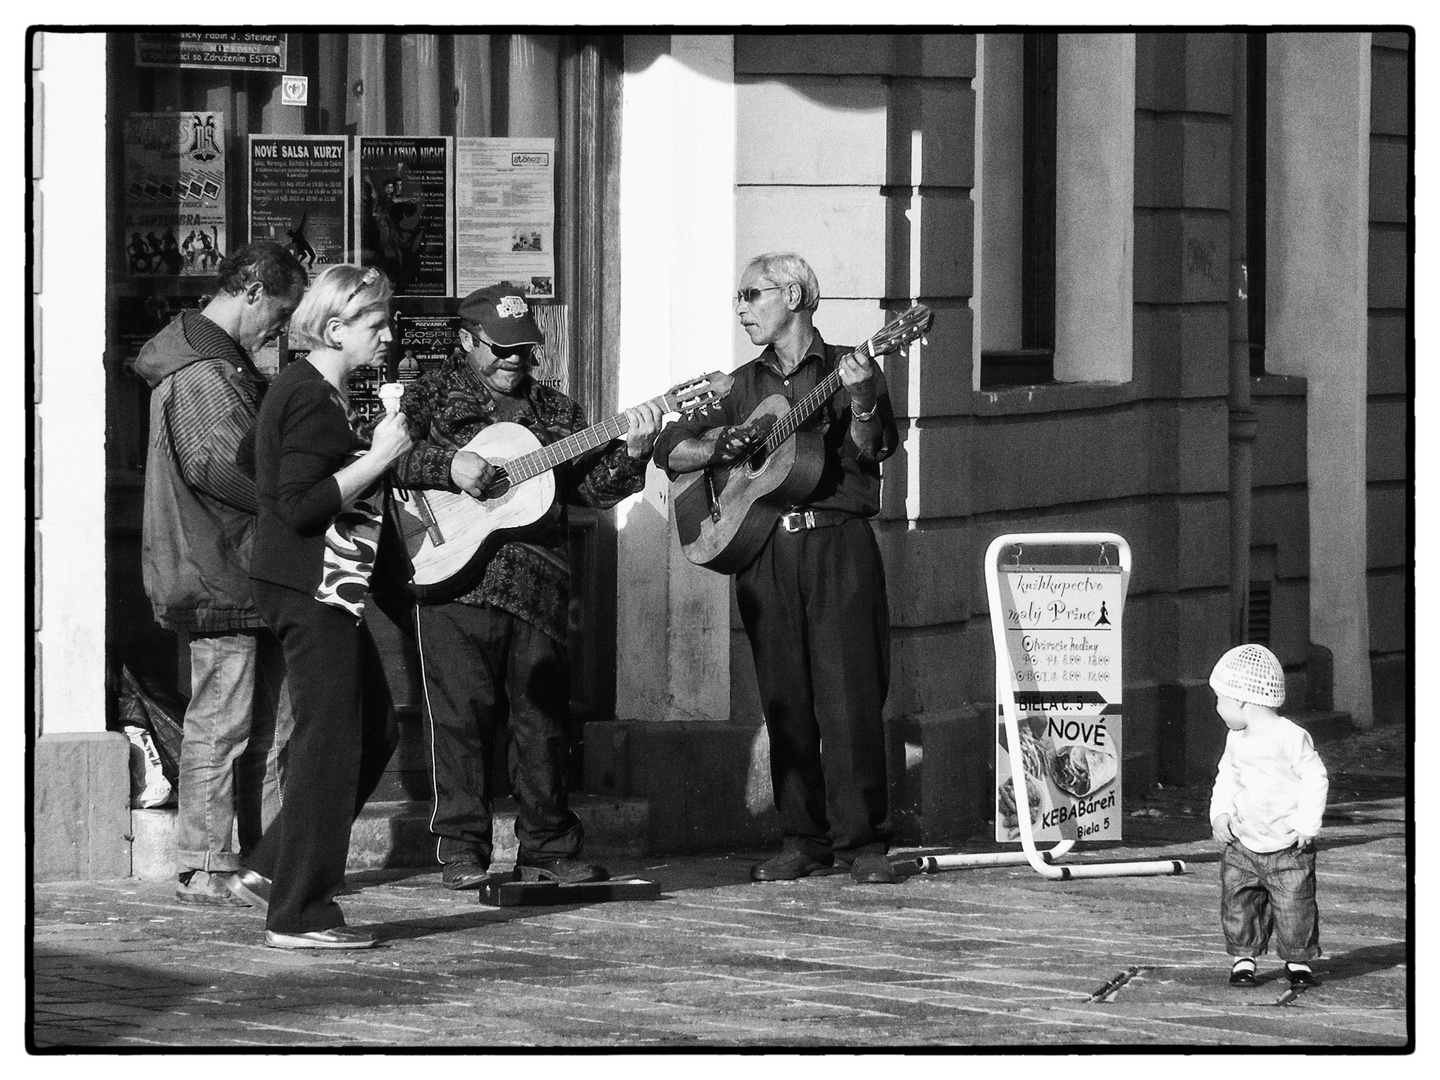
top-left (993, 538), bottom-right (1127, 844)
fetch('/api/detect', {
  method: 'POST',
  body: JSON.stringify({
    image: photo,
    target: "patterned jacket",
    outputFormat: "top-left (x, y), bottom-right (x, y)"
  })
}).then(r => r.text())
top-left (136, 311), bottom-right (268, 633)
top-left (391, 353), bottom-right (648, 643)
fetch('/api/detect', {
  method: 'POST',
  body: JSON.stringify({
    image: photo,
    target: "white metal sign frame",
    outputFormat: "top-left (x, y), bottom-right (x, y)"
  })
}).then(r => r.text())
top-left (917, 532), bottom-right (1185, 880)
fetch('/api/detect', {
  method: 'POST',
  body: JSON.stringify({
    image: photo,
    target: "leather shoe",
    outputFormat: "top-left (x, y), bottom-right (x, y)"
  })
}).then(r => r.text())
top-left (750, 850), bottom-right (831, 882)
top-left (223, 869), bottom-right (272, 913)
top-left (442, 861), bottom-right (493, 890)
top-left (1229, 963), bottom-right (1257, 987)
top-left (849, 853), bottom-right (900, 884)
top-left (516, 856), bottom-right (609, 884)
top-left (1287, 966), bottom-right (1320, 990)
top-left (265, 926), bottom-right (376, 950)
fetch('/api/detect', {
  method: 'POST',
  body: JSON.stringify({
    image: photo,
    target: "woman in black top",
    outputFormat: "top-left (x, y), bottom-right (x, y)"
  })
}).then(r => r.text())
top-left (240, 264), bottom-right (413, 949)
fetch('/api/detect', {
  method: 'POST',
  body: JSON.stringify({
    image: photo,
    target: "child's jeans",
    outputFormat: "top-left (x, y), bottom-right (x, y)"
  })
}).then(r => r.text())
top-left (1220, 840), bottom-right (1321, 962)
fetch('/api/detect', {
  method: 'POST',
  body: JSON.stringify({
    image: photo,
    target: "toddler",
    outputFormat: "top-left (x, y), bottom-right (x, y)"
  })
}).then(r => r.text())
top-left (1208, 644), bottom-right (1329, 990)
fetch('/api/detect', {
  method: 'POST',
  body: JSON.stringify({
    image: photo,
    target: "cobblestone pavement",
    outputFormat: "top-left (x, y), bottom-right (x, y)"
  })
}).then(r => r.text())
top-left (30, 791), bottom-right (1409, 1051)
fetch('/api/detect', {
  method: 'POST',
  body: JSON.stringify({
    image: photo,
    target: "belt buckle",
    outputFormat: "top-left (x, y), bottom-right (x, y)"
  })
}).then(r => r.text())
top-left (781, 510), bottom-right (814, 532)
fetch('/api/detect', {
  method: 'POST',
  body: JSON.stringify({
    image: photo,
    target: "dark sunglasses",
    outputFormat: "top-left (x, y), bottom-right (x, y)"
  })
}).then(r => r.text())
top-left (346, 266), bottom-right (381, 304)
top-left (486, 340), bottom-right (535, 361)
top-left (735, 285), bottom-right (784, 305)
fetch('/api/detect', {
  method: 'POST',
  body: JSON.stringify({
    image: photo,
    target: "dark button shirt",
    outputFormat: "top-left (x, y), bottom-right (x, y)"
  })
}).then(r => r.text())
top-left (653, 329), bottom-right (899, 518)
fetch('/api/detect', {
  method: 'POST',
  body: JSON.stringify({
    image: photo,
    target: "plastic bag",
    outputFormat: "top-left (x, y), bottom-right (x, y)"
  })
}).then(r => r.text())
top-left (122, 724), bottom-right (175, 808)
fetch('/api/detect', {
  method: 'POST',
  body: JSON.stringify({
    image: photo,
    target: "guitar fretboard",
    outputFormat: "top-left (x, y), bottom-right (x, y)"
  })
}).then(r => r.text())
top-left (504, 392), bottom-right (673, 484)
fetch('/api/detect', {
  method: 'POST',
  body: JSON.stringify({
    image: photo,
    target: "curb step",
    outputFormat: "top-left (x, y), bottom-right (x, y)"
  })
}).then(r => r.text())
top-left (130, 794), bottom-right (650, 881)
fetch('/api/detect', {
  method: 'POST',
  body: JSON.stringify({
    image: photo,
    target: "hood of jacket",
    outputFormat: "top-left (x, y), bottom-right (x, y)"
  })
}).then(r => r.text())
top-left (134, 310), bottom-right (253, 389)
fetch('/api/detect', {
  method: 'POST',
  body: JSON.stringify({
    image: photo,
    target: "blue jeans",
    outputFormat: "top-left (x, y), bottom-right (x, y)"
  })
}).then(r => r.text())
top-left (175, 630), bottom-right (293, 874)
top-left (1220, 840), bottom-right (1322, 963)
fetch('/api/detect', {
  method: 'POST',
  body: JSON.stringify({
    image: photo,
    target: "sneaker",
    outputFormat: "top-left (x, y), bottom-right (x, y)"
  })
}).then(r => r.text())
top-left (175, 870), bottom-right (247, 907)
top-left (515, 855), bottom-right (609, 884)
top-left (264, 926), bottom-right (377, 950)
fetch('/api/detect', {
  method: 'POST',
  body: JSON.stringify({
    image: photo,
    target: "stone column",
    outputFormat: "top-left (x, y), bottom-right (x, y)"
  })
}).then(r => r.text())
top-left (614, 35), bottom-right (735, 725)
top-left (34, 31), bottom-right (132, 879)
top-left (1265, 33), bottom-right (1373, 727)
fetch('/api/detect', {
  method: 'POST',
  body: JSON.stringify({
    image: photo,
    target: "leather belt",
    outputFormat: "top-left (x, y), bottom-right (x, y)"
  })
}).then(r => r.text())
top-left (778, 509), bottom-right (855, 533)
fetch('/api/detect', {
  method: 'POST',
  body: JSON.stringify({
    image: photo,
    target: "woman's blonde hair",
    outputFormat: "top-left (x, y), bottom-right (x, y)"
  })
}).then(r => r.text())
top-left (287, 264), bottom-right (394, 351)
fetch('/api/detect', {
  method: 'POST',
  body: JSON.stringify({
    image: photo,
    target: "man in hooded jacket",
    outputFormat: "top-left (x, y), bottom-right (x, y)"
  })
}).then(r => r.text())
top-left (137, 241), bottom-right (307, 907)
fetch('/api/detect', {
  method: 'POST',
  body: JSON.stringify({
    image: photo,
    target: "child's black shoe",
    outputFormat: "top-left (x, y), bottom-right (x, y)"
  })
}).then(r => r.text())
top-left (1286, 964), bottom-right (1320, 990)
top-left (1229, 959), bottom-right (1257, 987)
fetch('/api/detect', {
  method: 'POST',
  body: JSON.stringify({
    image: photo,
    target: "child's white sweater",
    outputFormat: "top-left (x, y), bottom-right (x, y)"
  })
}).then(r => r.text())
top-left (1209, 713), bottom-right (1329, 853)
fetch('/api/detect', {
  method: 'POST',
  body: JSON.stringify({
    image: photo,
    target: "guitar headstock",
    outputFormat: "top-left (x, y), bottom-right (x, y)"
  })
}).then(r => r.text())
top-left (664, 371), bottom-right (736, 417)
top-left (867, 304), bottom-right (934, 358)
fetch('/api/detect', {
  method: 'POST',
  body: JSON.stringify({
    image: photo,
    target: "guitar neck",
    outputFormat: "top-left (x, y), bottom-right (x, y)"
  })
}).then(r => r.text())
top-left (759, 344), bottom-right (870, 454)
top-left (504, 393), bottom-right (669, 484)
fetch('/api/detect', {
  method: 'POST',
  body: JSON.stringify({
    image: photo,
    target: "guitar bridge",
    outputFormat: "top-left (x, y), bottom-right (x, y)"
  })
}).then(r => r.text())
top-left (705, 469), bottom-right (721, 522)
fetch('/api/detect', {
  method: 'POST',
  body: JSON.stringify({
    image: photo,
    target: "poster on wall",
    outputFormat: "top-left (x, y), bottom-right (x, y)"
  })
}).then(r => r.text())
top-left (531, 304), bottom-right (569, 393)
top-left (354, 136), bottom-right (454, 297)
top-left (393, 309), bottom-right (462, 386)
top-left (249, 135), bottom-right (348, 280)
top-left (135, 32), bottom-right (287, 72)
top-left (389, 303), bottom-right (567, 393)
top-left (455, 137), bottom-right (556, 299)
top-left (994, 562), bottom-right (1125, 844)
top-left (124, 112), bottom-right (227, 278)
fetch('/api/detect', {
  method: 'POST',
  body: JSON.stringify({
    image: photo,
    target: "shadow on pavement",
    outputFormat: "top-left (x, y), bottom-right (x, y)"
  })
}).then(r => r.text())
top-left (1318, 940), bottom-right (1408, 985)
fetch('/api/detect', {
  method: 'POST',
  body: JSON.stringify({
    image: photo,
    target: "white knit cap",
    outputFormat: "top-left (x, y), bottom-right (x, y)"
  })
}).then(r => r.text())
top-left (1209, 644), bottom-right (1286, 707)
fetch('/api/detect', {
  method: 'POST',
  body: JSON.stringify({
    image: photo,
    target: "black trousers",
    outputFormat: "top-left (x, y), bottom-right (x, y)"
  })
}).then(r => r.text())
top-left (414, 601), bottom-right (583, 868)
top-left (735, 517), bottom-right (892, 863)
top-left (248, 582), bottom-right (398, 934)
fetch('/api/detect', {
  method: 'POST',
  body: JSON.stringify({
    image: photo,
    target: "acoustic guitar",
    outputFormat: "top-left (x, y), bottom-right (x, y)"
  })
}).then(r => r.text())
top-left (393, 371), bottom-right (734, 602)
top-left (671, 305), bottom-right (932, 574)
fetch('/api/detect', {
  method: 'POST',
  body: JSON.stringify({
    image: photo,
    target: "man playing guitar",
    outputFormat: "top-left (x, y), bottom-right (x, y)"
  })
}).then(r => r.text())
top-left (389, 284), bottom-right (663, 890)
top-left (654, 251), bottom-right (902, 885)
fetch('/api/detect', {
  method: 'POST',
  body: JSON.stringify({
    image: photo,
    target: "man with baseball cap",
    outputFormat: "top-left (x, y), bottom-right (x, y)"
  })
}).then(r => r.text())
top-left (387, 283), bottom-right (664, 889)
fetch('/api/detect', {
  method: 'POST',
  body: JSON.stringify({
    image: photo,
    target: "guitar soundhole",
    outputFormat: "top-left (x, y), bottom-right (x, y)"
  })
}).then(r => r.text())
top-left (483, 470), bottom-right (512, 501)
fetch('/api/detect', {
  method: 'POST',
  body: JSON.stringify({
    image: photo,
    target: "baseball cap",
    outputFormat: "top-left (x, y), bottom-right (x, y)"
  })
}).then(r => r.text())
top-left (1209, 644), bottom-right (1286, 708)
top-left (457, 284), bottom-right (543, 348)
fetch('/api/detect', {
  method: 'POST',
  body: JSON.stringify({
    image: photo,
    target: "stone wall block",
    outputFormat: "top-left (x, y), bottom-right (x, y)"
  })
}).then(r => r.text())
top-left (1251, 486), bottom-right (1311, 580)
top-left (736, 34), bottom-right (899, 76)
top-left (1367, 312), bottom-right (1408, 395)
top-left (1368, 140), bottom-right (1409, 224)
top-left (737, 76), bottom-right (888, 186)
top-left (1133, 211), bottom-right (1180, 304)
top-left (735, 187), bottom-right (888, 299)
top-left (1251, 396), bottom-right (1309, 487)
top-left (885, 78), bottom-right (975, 189)
top-left (1366, 569), bottom-right (1409, 656)
top-left (1365, 398), bottom-right (1408, 483)
top-left (885, 190), bottom-right (973, 301)
top-left (1369, 45), bottom-right (1409, 138)
top-left (1367, 225), bottom-right (1407, 309)
top-left (1171, 400), bottom-right (1230, 494)
top-left (912, 421), bottom-right (974, 519)
top-left (1366, 485), bottom-right (1408, 570)
top-left (1178, 214), bottom-right (1230, 304)
top-left (892, 34), bottom-right (975, 79)
top-left (1181, 32), bottom-right (1233, 115)
top-left (876, 522), bottom-right (973, 628)
top-left (34, 732), bottom-right (132, 882)
top-left (1179, 117), bottom-right (1231, 208)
